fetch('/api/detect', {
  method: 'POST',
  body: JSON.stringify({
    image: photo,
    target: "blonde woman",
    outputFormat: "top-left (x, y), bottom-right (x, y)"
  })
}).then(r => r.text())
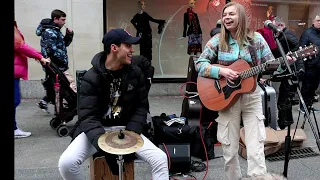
top-left (195, 2), bottom-right (295, 179)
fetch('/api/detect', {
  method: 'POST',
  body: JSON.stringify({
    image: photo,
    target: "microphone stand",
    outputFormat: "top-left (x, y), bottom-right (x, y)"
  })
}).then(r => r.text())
top-left (273, 32), bottom-right (320, 178)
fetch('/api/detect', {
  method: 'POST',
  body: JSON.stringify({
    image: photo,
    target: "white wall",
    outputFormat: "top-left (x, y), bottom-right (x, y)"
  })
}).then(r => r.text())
top-left (14, 0), bottom-right (104, 80)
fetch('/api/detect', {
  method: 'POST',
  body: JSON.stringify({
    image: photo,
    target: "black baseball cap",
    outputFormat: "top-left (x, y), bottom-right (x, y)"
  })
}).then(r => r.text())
top-left (102, 28), bottom-right (140, 48)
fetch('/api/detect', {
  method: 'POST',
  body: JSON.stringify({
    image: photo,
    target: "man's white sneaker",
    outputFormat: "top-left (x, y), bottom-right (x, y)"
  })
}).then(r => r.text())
top-left (14, 129), bottom-right (31, 138)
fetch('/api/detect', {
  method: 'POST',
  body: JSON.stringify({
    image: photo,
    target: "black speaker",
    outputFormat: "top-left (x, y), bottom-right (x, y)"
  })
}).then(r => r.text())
top-left (181, 96), bottom-right (219, 126)
top-left (158, 143), bottom-right (191, 174)
top-left (181, 97), bottom-right (200, 117)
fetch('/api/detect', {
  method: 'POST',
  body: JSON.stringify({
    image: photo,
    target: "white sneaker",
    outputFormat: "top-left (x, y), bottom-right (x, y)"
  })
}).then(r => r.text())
top-left (14, 129), bottom-right (31, 138)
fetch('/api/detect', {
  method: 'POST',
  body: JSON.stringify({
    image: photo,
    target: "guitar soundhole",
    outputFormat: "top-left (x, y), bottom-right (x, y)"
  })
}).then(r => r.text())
top-left (222, 77), bottom-right (242, 100)
top-left (226, 77), bottom-right (241, 88)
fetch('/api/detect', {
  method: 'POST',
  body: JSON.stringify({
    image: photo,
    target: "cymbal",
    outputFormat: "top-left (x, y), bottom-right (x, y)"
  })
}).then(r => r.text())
top-left (98, 130), bottom-right (144, 155)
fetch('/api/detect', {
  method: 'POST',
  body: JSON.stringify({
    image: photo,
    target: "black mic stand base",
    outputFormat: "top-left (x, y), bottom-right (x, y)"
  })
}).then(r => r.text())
top-left (299, 104), bottom-right (320, 146)
top-left (272, 35), bottom-right (320, 178)
top-left (282, 86), bottom-right (320, 178)
top-left (282, 124), bottom-right (292, 178)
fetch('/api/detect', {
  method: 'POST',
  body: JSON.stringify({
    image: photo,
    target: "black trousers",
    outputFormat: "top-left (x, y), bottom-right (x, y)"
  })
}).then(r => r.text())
top-left (277, 78), bottom-right (297, 129)
top-left (301, 66), bottom-right (320, 107)
top-left (42, 73), bottom-right (56, 104)
top-left (139, 33), bottom-right (152, 61)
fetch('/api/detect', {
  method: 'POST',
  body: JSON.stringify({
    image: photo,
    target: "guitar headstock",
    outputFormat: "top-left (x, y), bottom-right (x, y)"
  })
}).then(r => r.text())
top-left (295, 44), bottom-right (318, 61)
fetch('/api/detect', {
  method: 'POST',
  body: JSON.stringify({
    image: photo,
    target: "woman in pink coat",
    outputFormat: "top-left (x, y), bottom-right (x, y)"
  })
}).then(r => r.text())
top-left (14, 21), bottom-right (50, 138)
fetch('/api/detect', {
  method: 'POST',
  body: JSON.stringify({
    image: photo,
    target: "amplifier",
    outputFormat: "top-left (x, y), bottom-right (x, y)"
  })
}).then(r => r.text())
top-left (158, 143), bottom-right (191, 173)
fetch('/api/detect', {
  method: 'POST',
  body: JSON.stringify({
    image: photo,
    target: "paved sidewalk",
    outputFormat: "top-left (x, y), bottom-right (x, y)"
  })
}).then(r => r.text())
top-left (15, 97), bottom-right (320, 180)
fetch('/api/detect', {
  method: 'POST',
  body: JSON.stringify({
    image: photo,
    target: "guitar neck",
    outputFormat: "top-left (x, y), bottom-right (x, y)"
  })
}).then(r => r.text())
top-left (239, 57), bottom-right (284, 79)
top-left (238, 44), bottom-right (316, 80)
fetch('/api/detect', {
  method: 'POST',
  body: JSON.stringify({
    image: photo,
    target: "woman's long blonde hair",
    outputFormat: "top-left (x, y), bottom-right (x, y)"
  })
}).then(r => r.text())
top-left (219, 2), bottom-right (253, 51)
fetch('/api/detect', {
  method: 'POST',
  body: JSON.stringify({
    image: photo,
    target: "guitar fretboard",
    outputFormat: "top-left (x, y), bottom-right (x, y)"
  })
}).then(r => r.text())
top-left (237, 45), bottom-right (316, 80)
top-left (239, 56), bottom-right (285, 79)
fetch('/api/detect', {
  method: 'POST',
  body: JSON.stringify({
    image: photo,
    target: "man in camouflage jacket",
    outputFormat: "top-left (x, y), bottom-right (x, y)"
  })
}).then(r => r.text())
top-left (36, 9), bottom-right (74, 111)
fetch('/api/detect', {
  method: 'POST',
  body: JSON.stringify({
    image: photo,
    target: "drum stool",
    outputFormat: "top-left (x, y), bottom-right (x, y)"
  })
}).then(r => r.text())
top-left (89, 155), bottom-right (134, 180)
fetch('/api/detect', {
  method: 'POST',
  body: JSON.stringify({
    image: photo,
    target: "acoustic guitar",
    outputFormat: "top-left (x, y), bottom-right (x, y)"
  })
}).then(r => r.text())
top-left (197, 44), bottom-right (317, 111)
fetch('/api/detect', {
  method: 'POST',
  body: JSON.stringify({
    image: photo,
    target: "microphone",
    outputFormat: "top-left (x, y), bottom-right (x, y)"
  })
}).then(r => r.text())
top-left (264, 20), bottom-right (282, 33)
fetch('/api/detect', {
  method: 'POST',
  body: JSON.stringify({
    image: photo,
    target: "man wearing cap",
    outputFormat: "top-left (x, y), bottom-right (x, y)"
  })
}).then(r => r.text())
top-left (58, 28), bottom-right (169, 180)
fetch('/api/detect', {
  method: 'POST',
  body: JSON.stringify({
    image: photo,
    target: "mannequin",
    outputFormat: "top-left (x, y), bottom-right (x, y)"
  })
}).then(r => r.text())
top-left (181, 0), bottom-right (202, 57)
top-left (131, 0), bottom-right (166, 62)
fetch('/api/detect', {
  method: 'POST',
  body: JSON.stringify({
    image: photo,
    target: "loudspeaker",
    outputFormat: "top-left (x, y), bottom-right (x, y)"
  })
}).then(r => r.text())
top-left (158, 143), bottom-right (191, 173)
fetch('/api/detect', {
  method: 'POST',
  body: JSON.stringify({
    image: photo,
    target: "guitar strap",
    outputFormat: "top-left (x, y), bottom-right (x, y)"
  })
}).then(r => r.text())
top-left (248, 38), bottom-right (263, 82)
top-left (247, 39), bottom-right (257, 67)
top-left (213, 45), bottom-right (219, 64)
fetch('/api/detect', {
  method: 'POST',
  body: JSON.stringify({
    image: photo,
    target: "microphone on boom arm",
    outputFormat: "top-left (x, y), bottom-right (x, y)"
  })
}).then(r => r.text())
top-left (264, 20), bottom-right (282, 33)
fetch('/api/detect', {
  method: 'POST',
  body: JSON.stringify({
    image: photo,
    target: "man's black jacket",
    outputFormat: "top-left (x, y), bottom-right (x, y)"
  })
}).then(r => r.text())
top-left (69, 51), bottom-right (149, 151)
top-left (273, 27), bottom-right (304, 72)
top-left (299, 25), bottom-right (320, 67)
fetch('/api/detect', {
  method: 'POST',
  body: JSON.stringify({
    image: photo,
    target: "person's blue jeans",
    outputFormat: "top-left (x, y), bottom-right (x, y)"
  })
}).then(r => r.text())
top-left (14, 78), bottom-right (21, 130)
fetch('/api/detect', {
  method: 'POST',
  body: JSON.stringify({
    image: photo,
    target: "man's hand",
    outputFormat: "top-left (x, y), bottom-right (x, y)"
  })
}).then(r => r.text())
top-left (297, 69), bottom-right (305, 80)
top-left (66, 28), bottom-right (73, 34)
top-left (286, 52), bottom-right (297, 64)
top-left (259, 78), bottom-right (267, 84)
top-left (219, 67), bottom-right (239, 80)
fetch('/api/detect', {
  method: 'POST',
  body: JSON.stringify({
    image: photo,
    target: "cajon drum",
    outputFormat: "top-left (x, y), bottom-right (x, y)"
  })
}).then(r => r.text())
top-left (90, 156), bottom-right (134, 180)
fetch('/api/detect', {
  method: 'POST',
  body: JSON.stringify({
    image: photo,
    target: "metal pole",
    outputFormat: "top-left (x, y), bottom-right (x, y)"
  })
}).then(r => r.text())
top-left (117, 155), bottom-right (124, 180)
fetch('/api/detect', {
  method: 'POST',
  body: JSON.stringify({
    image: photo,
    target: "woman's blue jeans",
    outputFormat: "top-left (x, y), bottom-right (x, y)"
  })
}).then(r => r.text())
top-left (14, 78), bottom-right (21, 130)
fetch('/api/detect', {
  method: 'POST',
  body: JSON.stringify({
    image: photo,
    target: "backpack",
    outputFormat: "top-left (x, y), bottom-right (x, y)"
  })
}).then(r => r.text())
top-left (151, 113), bottom-right (191, 145)
top-left (131, 55), bottom-right (155, 94)
top-left (189, 123), bottom-right (217, 161)
top-left (131, 55), bottom-right (155, 140)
